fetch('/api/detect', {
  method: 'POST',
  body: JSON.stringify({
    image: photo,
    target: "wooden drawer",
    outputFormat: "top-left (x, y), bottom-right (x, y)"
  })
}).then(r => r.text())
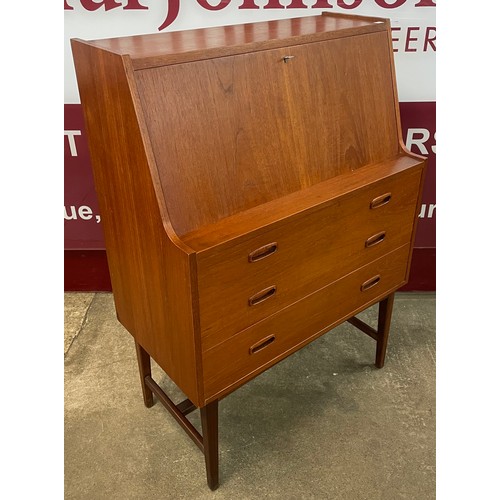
top-left (202, 244), bottom-right (410, 401)
top-left (198, 168), bottom-right (421, 349)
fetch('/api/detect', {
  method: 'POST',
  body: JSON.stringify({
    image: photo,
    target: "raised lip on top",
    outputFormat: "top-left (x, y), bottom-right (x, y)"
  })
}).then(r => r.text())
top-left (73, 12), bottom-right (390, 70)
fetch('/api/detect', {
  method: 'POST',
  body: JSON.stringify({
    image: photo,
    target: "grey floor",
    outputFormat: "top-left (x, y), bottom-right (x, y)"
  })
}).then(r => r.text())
top-left (65, 292), bottom-right (435, 500)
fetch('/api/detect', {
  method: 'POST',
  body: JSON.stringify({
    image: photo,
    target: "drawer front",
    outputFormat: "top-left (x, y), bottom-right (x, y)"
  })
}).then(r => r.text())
top-left (198, 168), bottom-right (421, 349)
top-left (202, 244), bottom-right (410, 401)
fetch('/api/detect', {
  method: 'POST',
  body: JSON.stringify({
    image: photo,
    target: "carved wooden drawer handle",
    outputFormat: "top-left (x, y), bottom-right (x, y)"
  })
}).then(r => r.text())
top-left (365, 231), bottom-right (386, 248)
top-left (370, 192), bottom-right (392, 209)
top-left (248, 285), bottom-right (277, 306)
top-left (249, 335), bottom-right (276, 354)
top-left (360, 275), bottom-right (381, 292)
top-left (248, 242), bottom-right (278, 263)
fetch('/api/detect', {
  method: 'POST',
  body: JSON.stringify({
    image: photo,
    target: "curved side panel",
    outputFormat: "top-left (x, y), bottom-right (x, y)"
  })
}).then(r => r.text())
top-left (71, 39), bottom-right (202, 406)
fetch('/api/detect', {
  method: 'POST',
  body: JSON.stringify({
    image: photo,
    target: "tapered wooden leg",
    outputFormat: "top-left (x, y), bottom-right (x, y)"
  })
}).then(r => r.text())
top-left (375, 293), bottom-right (395, 368)
top-left (135, 341), bottom-right (154, 408)
top-left (200, 400), bottom-right (219, 490)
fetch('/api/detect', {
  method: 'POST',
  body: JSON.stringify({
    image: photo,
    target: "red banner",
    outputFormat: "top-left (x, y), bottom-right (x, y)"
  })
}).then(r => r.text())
top-left (64, 104), bottom-right (104, 249)
top-left (400, 101), bottom-right (436, 248)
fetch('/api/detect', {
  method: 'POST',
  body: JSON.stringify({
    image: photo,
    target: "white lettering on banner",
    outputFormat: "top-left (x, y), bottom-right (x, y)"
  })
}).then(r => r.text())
top-left (418, 204), bottom-right (435, 219)
top-left (406, 128), bottom-right (436, 155)
top-left (64, 205), bottom-right (101, 223)
top-left (64, 130), bottom-right (82, 157)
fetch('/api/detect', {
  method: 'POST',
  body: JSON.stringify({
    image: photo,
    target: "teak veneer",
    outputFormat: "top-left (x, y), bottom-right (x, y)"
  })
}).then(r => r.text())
top-left (72, 12), bottom-right (426, 490)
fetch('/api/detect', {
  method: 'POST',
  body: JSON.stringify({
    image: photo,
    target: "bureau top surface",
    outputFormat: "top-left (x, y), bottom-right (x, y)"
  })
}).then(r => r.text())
top-left (79, 13), bottom-right (388, 68)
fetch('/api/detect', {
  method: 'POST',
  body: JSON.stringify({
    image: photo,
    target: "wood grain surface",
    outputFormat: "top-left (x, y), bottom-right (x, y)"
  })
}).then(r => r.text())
top-left (72, 14), bottom-right (427, 489)
top-left (86, 14), bottom-right (387, 69)
top-left (71, 41), bottom-right (203, 406)
top-left (197, 167), bottom-right (422, 349)
top-left (72, 13), bottom-right (426, 412)
top-left (202, 244), bottom-right (410, 402)
top-left (135, 31), bottom-right (399, 235)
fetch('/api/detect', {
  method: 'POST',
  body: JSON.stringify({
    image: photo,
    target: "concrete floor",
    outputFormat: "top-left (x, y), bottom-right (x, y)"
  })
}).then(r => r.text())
top-left (65, 292), bottom-right (435, 499)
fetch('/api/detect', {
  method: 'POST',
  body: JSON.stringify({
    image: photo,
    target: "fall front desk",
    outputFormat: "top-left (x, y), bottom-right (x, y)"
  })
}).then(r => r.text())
top-left (72, 12), bottom-right (426, 490)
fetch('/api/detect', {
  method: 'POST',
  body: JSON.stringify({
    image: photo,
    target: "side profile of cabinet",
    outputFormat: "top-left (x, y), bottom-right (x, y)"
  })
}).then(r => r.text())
top-left (71, 12), bottom-right (426, 490)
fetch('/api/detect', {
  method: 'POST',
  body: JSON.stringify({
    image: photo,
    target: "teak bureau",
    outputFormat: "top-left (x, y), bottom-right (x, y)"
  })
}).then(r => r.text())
top-left (72, 12), bottom-right (427, 490)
